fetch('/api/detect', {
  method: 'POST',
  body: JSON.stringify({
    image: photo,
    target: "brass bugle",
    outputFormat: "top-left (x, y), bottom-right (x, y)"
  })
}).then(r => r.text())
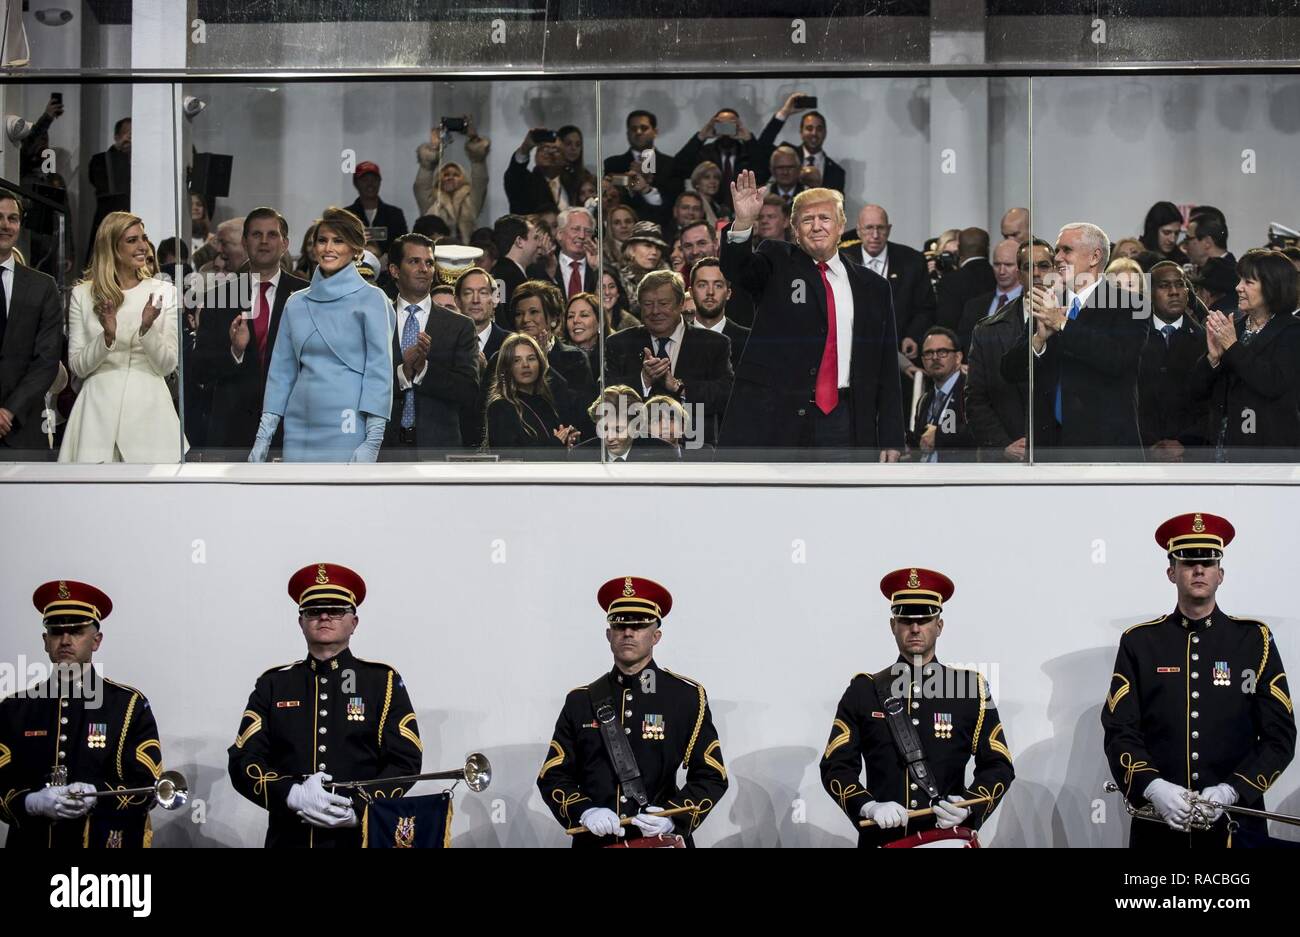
top-left (326, 752), bottom-right (492, 793)
top-left (67, 770), bottom-right (190, 811)
top-left (1100, 781), bottom-right (1298, 831)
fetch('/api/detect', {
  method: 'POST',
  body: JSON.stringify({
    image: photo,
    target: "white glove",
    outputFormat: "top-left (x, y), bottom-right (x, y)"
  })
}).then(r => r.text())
top-left (932, 794), bottom-right (970, 829)
top-left (579, 806), bottom-right (625, 838)
top-left (860, 800), bottom-right (909, 829)
top-left (630, 805), bottom-right (676, 836)
top-left (248, 411), bottom-right (281, 462)
top-left (1196, 783), bottom-right (1239, 823)
top-left (1145, 777), bottom-right (1194, 830)
top-left (287, 772), bottom-right (355, 828)
top-left (25, 785), bottom-right (86, 820)
top-left (65, 782), bottom-right (97, 817)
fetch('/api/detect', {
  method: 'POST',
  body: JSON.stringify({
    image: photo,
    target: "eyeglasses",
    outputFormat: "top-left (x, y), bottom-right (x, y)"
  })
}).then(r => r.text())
top-left (920, 348), bottom-right (957, 360)
top-left (302, 606), bottom-right (353, 621)
top-left (860, 225), bottom-right (890, 233)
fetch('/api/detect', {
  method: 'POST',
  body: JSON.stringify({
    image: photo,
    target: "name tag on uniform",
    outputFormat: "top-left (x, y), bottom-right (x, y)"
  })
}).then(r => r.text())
top-left (1156, 667), bottom-right (1181, 673)
top-left (276, 700), bottom-right (301, 708)
top-left (24, 730), bottom-right (48, 737)
top-left (871, 711), bottom-right (885, 719)
top-left (582, 720), bottom-right (599, 729)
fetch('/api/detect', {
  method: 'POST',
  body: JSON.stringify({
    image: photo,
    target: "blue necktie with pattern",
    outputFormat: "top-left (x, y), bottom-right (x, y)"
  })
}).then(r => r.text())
top-left (400, 305), bottom-right (420, 429)
top-left (1053, 295), bottom-right (1082, 424)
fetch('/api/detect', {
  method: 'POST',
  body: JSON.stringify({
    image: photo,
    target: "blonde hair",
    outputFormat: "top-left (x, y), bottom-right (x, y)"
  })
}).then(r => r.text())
top-left (791, 188), bottom-right (846, 227)
top-left (82, 210), bottom-right (147, 312)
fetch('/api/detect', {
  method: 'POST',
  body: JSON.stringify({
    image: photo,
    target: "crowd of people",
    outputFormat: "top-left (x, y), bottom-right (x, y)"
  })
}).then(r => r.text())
top-left (3, 91), bottom-right (1300, 463)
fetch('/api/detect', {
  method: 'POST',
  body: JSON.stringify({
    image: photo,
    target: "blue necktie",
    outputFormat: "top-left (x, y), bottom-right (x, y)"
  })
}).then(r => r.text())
top-left (1053, 296), bottom-right (1082, 424)
top-left (400, 305), bottom-right (420, 429)
top-left (655, 336), bottom-right (670, 359)
top-left (1160, 324), bottom-right (1176, 347)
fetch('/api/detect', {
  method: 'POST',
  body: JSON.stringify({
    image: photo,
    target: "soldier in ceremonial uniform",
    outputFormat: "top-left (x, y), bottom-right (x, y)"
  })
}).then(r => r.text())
top-left (0, 581), bottom-right (165, 848)
top-left (819, 568), bottom-right (1015, 847)
top-left (537, 576), bottom-right (729, 847)
top-left (228, 563), bottom-right (423, 848)
top-left (1102, 513), bottom-right (1295, 847)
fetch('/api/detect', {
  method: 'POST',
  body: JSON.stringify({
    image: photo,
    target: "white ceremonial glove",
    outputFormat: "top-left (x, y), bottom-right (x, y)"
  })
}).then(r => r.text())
top-left (1196, 783), bottom-right (1239, 823)
top-left (64, 782), bottom-right (97, 817)
top-left (860, 800), bottom-right (909, 829)
top-left (25, 785), bottom-right (84, 820)
top-left (288, 772), bottom-right (355, 828)
top-left (932, 794), bottom-right (970, 829)
top-left (1144, 777), bottom-right (1194, 830)
top-left (630, 805), bottom-right (676, 836)
top-left (579, 806), bottom-right (625, 837)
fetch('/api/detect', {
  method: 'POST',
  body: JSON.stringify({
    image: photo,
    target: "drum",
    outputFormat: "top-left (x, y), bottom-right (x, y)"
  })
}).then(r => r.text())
top-left (603, 833), bottom-right (686, 848)
top-left (881, 827), bottom-right (980, 848)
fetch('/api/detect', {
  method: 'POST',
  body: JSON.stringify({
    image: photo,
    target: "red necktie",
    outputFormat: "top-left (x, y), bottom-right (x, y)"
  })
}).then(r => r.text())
top-left (567, 259), bottom-right (582, 297)
top-left (996, 292), bottom-right (1009, 310)
top-left (815, 261), bottom-right (839, 415)
top-left (252, 281), bottom-right (272, 368)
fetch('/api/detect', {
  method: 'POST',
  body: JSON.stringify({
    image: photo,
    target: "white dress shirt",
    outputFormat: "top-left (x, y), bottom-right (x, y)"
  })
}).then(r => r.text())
top-left (0, 254), bottom-right (15, 312)
top-left (395, 294), bottom-right (432, 390)
top-left (643, 317), bottom-right (686, 397)
top-left (800, 146), bottom-right (825, 180)
top-left (476, 322), bottom-right (493, 355)
top-left (860, 247), bottom-right (888, 279)
top-left (703, 316), bottom-right (728, 334)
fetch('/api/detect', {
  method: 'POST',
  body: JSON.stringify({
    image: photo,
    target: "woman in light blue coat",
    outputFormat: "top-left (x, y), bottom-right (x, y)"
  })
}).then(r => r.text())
top-left (249, 207), bottom-right (395, 462)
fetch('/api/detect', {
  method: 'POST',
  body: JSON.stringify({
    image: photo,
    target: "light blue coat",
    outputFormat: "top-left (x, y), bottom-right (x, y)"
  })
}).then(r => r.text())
top-left (261, 263), bottom-right (395, 461)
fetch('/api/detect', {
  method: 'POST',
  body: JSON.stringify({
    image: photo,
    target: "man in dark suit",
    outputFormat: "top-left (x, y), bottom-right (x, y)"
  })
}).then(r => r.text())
top-left (720, 172), bottom-right (904, 460)
top-left (491, 214), bottom-right (544, 329)
top-left (906, 327), bottom-right (974, 462)
top-left (680, 220), bottom-right (754, 327)
top-left (603, 110), bottom-right (679, 228)
top-left (86, 118), bottom-right (131, 259)
top-left (754, 93), bottom-right (846, 194)
top-left (383, 235), bottom-right (480, 457)
top-left (839, 204), bottom-right (937, 358)
top-left (0, 189), bottom-right (62, 455)
top-left (193, 208), bottom-right (308, 455)
top-left (965, 238), bottom-right (1048, 462)
top-left (688, 257), bottom-right (749, 373)
top-left (670, 108), bottom-right (761, 211)
top-left (551, 208), bottom-right (597, 300)
top-left (956, 238), bottom-right (1023, 353)
top-left (505, 129), bottom-right (570, 216)
top-left (1139, 262), bottom-right (1211, 460)
top-left (762, 146), bottom-right (806, 207)
top-left (604, 270), bottom-right (733, 445)
top-left (346, 161), bottom-right (407, 257)
top-left (456, 266), bottom-right (510, 449)
top-left (1002, 223), bottom-right (1146, 460)
top-left (936, 227), bottom-right (996, 333)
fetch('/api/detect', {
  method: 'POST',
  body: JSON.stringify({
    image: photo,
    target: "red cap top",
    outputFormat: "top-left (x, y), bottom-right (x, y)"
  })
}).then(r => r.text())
top-left (32, 580), bottom-right (113, 626)
top-left (353, 161), bottom-right (382, 179)
top-left (288, 563), bottom-right (367, 610)
top-left (879, 567), bottom-right (955, 618)
top-left (597, 576), bottom-right (673, 623)
top-left (1154, 512), bottom-right (1235, 559)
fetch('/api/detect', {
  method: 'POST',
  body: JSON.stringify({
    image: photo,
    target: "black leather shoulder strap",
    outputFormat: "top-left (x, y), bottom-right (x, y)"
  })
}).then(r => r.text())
top-left (873, 670), bottom-right (942, 803)
top-left (587, 674), bottom-right (649, 808)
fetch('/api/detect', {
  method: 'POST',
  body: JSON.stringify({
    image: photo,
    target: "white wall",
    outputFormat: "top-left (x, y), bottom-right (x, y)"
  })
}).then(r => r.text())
top-left (1, 479), bottom-right (1297, 847)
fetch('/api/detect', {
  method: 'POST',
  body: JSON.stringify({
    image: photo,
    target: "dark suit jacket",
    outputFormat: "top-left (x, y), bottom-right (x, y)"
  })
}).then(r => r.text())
top-left (957, 289), bottom-right (1021, 354)
top-left (504, 157), bottom-right (562, 216)
top-left (481, 322), bottom-right (509, 361)
top-left (1189, 312), bottom-right (1300, 457)
top-left (670, 136), bottom-right (759, 209)
top-left (603, 150), bottom-right (680, 227)
top-left (719, 226), bottom-right (904, 451)
top-left (491, 257), bottom-right (529, 330)
top-left (753, 116), bottom-right (847, 192)
top-left (720, 318), bottom-right (751, 373)
top-left (194, 269), bottom-right (309, 451)
top-left (552, 255), bottom-right (598, 300)
top-left (964, 296), bottom-right (1029, 461)
top-left (1002, 287), bottom-right (1146, 457)
top-left (386, 301), bottom-right (481, 451)
top-left (936, 258), bottom-right (996, 333)
top-left (483, 340), bottom-right (596, 437)
top-left (1138, 317), bottom-right (1211, 448)
top-left (604, 323), bottom-right (734, 444)
top-left (460, 322), bottom-right (512, 447)
top-left (907, 371), bottom-right (975, 461)
top-left (344, 198), bottom-right (408, 256)
top-left (0, 263), bottom-right (62, 450)
top-left (838, 240), bottom-right (936, 345)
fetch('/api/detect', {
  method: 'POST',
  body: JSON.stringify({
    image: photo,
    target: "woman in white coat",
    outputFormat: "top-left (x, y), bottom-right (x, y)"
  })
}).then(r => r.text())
top-left (59, 211), bottom-right (184, 463)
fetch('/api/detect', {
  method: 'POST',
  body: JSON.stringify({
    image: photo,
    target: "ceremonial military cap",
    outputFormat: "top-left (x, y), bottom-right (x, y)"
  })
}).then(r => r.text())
top-left (1154, 512), bottom-right (1235, 560)
top-left (31, 580), bottom-right (113, 627)
top-left (597, 576), bottom-right (672, 624)
top-left (288, 563), bottom-right (367, 612)
top-left (879, 567), bottom-right (954, 619)
top-left (355, 249), bottom-right (382, 283)
top-left (434, 244), bottom-right (484, 285)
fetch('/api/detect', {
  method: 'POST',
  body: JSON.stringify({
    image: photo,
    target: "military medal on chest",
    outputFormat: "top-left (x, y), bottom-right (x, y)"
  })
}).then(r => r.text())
top-left (1213, 661), bottom-right (1231, 687)
top-left (933, 712), bottom-right (953, 740)
top-left (86, 722), bottom-right (108, 749)
top-left (642, 713), bottom-right (665, 740)
top-left (347, 696), bottom-right (366, 722)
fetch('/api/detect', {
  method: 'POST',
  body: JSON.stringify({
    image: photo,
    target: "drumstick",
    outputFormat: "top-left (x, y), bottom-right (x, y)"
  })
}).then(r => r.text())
top-left (858, 794), bottom-right (991, 828)
top-left (564, 804), bottom-right (695, 836)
